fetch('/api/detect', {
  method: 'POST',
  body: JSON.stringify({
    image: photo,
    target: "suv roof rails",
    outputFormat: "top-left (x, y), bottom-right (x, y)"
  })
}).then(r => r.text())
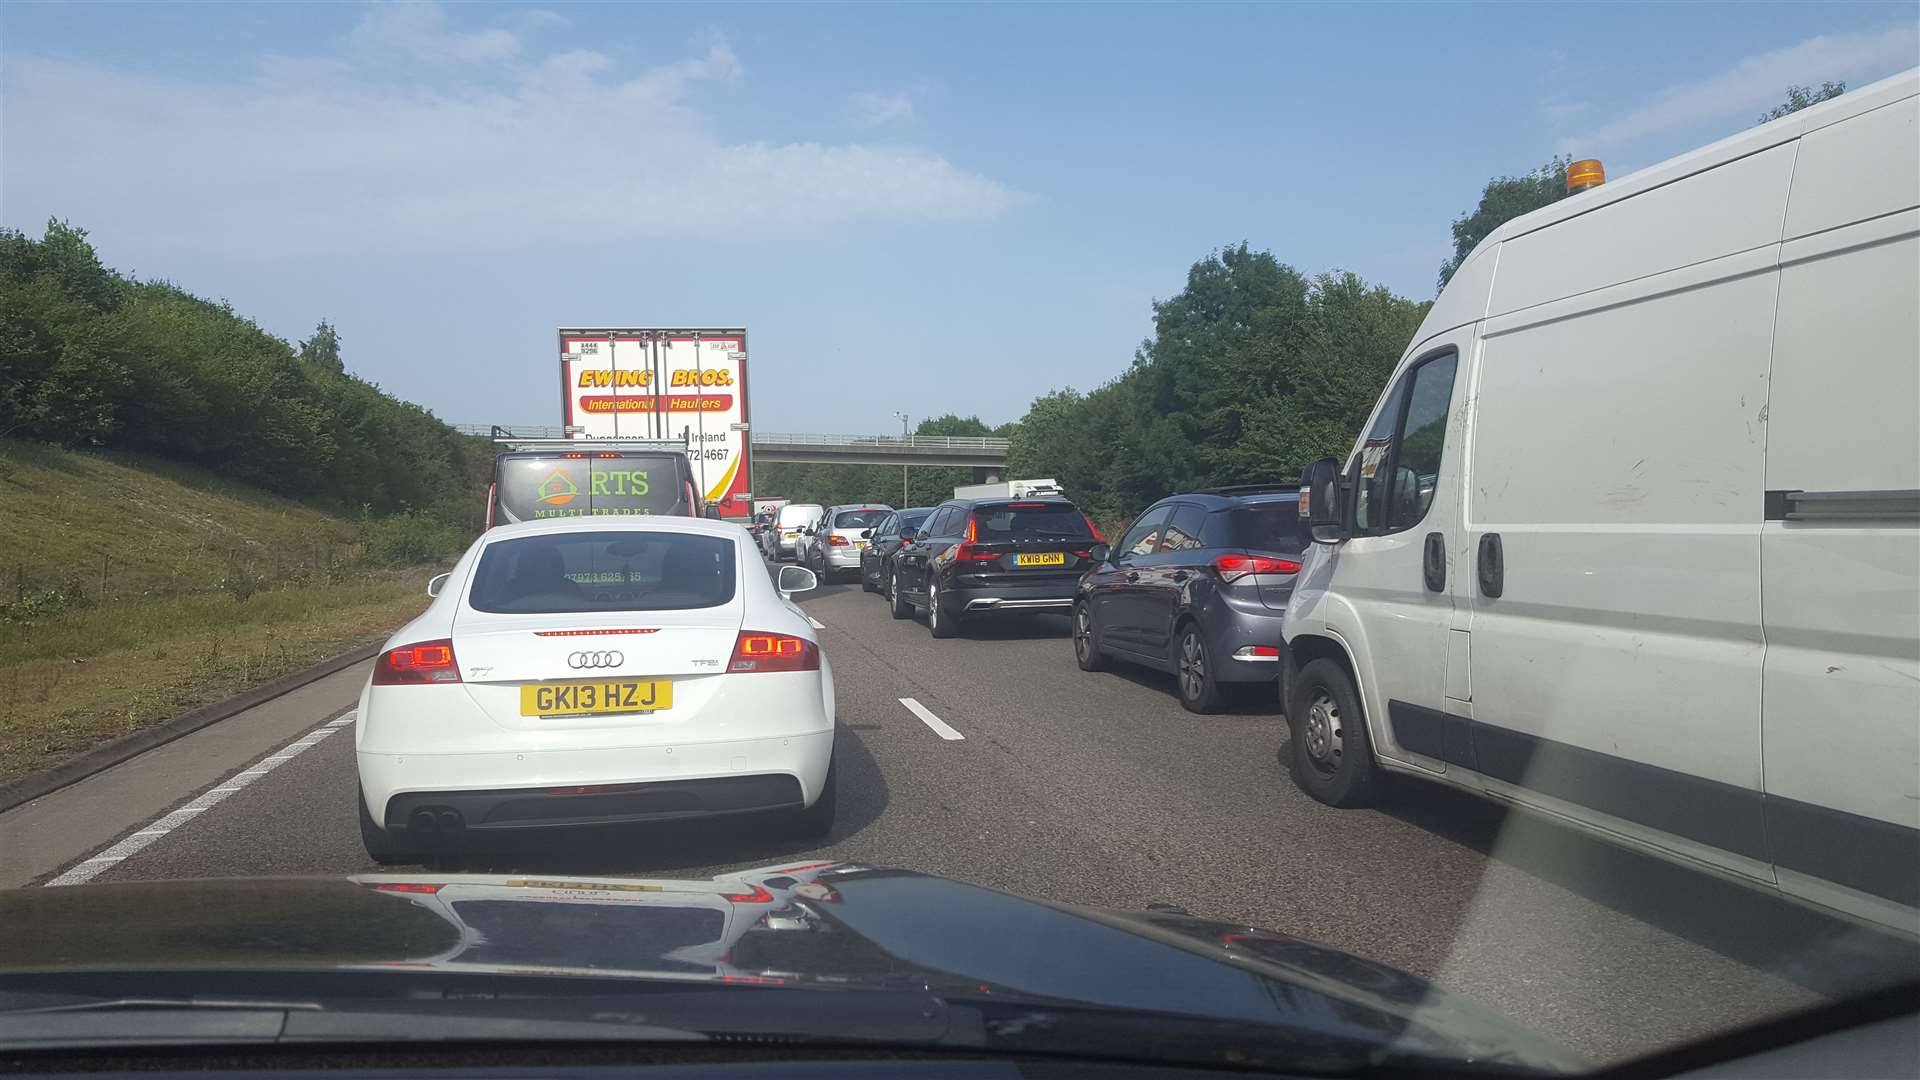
top-left (1195, 483), bottom-right (1300, 497)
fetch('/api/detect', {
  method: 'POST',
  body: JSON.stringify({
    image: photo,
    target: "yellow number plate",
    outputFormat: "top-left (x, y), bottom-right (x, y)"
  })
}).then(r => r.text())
top-left (519, 680), bottom-right (672, 717)
top-left (1015, 552), bottom-right (1067, 567)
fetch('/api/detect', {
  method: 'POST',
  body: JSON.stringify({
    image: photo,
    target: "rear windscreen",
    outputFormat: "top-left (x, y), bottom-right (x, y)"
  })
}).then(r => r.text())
top-left (832, 508), bottom-right (890, 529)
top-left (972, 503), bottom-right (1093, 541)
top-left (494, 454), bottom-right (686, 524)
top-left (468, 531), bottom-right (735, 613)
top-left (1223, 501), bottom-right (1305, 554)
top-left (776, 506), bottom-right (821, 527)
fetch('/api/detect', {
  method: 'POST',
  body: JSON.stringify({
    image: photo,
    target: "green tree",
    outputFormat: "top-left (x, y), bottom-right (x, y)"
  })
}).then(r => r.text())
top-left (1760, 81), bottom-right (1845, 123)
top-left (299, 319), bottom-right (345, 375)
top-left (1437, 158), bottom-right (1570, 291)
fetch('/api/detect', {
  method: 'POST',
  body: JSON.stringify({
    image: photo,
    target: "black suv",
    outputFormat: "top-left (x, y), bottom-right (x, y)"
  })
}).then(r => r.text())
top-left (1073, 486), bottom-right (1303, 712)
top-left (888, 497), bottom-right (1100, 638)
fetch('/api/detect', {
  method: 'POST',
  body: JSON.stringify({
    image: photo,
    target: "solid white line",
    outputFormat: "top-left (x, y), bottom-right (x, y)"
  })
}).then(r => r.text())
top-left (899, 698), bottom-right (964, 741)
top-left (806, 616), bottom-right (826, 630)
top-left (43, 710), bottom-right (357, 887)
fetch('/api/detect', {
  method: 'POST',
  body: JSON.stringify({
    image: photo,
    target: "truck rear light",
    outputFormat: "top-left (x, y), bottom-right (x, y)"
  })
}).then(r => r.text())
top-left (1214, 553), bottom-right (1302, 582)
top-left (828, 534), bottom-right (850, 547)
top-left (728, 631), bottom-right (819, 673)
top-left (373, 639), bottom-right (461, 685)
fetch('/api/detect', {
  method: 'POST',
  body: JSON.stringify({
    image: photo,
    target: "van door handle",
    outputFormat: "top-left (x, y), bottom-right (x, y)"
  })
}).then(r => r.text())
top-left (1423, 532), bottom-right (1445, 593)
top-left (1477, 533), bottom-right (1504, 598)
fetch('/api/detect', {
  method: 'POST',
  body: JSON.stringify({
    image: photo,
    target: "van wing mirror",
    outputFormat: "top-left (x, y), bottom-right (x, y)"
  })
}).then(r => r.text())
top-left (1301, 456), bottom-right (1348, 544)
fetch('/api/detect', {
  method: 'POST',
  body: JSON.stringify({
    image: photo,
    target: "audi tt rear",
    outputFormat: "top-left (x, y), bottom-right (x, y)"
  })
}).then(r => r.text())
top-left (355, 516), bottom-right (836, 864)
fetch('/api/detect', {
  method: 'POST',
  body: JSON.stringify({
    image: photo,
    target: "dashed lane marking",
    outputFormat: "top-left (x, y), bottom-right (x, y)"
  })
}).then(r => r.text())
top-left (899, 697), bottom-right (964, 741)
top-left (43, 710), bottom-right (358, 887)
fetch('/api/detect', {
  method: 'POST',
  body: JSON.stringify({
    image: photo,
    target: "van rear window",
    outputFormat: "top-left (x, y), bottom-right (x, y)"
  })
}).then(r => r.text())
top-left (972, 503), bottom-right (1093, 540)
top-left (493, 453), bottom-right (686, 524)
top-left (469, 531), bottom-right (735, 613)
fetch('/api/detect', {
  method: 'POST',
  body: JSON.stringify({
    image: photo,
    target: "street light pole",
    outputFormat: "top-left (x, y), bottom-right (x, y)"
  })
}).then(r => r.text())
top-left (892, 411), bottom-right (910, 506)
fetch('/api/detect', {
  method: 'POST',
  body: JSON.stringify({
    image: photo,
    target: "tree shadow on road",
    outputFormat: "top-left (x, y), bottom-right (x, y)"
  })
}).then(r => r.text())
top-left (1330, 737), bottom-right (1920, 1001)
top-left (425, 727), bottom-right (890, 878)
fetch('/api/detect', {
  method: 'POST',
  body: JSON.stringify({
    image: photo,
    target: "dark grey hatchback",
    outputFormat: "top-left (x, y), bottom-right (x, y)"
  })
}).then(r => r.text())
top-left (1074, 487), bottom-right (1303, 712)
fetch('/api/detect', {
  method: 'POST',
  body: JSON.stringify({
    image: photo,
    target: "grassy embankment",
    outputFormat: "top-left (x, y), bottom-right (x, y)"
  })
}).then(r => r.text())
top-left (0, 440), bottom-right (445, 785)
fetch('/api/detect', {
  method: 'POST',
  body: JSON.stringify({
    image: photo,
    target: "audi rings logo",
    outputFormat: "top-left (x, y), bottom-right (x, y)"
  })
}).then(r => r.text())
top-left (567, 650), bottom-right (625, 669)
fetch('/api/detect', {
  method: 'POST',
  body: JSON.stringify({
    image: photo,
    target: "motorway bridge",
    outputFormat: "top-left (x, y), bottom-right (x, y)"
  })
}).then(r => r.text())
top-left (455, 425), bottom-right (1010, 479)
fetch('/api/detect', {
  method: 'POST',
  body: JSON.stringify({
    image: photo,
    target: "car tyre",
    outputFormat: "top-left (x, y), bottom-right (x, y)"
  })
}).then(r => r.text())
top-left (788, 757), bottom-right (838, 841)
top-left (927, 576), bottom-right (959, 639)
top-left (888, 568), bottom-right (913, 619)
top-left (358, 785), bottom-right (414, 866)
top-left (1175, 624), bottom-right (1224, 714)
top-left (1073, 601), bottom-right (1109, 672)
top-left (1286, 657), bottom-right (1378, 806)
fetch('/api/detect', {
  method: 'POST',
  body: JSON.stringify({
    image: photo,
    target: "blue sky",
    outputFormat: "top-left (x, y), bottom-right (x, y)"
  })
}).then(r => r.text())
top-left (3, 2), bottom-right (1915, 434)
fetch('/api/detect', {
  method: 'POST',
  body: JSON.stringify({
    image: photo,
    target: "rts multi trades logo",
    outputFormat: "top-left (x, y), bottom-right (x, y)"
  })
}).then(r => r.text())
top-left (536, 468), bottom-right (654, 507)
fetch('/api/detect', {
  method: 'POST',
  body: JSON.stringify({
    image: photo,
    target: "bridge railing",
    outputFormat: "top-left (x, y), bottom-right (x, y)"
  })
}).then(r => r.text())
top-left (454, 424), bottom-right (1009, 453)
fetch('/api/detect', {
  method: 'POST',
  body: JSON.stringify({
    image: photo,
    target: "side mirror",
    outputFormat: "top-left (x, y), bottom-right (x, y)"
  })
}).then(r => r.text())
top-left (860, 528), bottom-right (874, 539)
top-left (426, 572), bottom-right (451, 598)
top-left (899, 527), bottom-right (917, 541)
top-left (1301, 456), bottom-right (1348, 544)
top-left (1088, 543), bottom-right (1111, 564)
top-left (777, 565), bottom-right (818, 597)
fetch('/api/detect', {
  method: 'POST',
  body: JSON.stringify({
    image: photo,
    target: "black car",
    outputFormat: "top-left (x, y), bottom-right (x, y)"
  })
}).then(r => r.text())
top-left (859, 506), bottom-right (933, 594)
top-left (889, 497), bottom-right (1099, 638)
top-left (1075, 486), bottom-right (1304, 712)
top-left (0, 864), bottom-right (1582, 1073)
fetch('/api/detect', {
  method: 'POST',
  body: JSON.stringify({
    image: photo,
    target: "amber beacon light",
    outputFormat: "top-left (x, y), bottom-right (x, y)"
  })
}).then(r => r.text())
top-left (1567, 158), bottom-right (1606, 192)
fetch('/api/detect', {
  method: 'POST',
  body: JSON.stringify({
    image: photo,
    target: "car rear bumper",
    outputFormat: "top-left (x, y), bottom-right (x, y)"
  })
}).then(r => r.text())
top-left (359, 729), bottom-right (834, 833)
top-left (824, 548), bottom-right (865, 568)
top-left (1200, 599), bottom-right (1288, 684)
top-left (942, 576), bottom-right (1079, 615)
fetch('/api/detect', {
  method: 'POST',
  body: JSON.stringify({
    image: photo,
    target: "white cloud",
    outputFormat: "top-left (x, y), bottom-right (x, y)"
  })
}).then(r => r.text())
top-left (1557, 23), bottom-right (1920, 153)
top-left (349, 1), bottom-right (524, 65)
top-left (507, 8), bottom-right (571, 32)
top-left (845, 89), bottom-right (916, 128)
top-left (0, 5), bottom-right (1014, 257)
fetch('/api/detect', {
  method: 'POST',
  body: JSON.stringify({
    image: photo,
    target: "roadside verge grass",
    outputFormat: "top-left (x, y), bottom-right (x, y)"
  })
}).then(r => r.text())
top-left (0, 574), bottom-right (428, 786)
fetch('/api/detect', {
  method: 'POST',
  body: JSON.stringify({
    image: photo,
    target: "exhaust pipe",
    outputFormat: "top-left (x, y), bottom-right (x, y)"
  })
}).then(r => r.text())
top-left (436, 809), bottom-right (465, 833)
top-left (408, 808), bottom-right (439, 834)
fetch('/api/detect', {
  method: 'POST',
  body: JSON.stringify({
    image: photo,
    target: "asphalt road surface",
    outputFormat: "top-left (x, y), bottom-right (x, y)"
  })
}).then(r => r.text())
top-left (38, 561), bottom-right (1920, 1064)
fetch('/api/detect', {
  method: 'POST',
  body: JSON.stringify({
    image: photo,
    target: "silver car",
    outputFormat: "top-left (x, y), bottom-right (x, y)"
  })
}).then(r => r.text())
top-left (801, 503), bottom-right (894, 582)
top-left (770, 503), bottom-right (824, 561)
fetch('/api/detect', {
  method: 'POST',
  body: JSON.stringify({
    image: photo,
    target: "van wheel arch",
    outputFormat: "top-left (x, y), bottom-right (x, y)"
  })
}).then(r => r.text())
top-left (1282, 634), bottom-right (1355, 713)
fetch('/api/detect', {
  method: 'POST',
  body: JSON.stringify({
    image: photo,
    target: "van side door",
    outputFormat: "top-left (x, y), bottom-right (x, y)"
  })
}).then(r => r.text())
top-left (1760, 95), bottom-right (1920, 930)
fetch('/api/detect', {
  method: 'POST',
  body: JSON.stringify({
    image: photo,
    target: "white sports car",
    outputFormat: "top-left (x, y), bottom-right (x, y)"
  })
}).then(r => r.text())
top-left (355, 516), bottom-right (834, 864)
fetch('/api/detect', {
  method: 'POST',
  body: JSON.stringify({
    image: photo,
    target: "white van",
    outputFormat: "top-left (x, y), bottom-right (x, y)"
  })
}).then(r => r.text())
top-left (770, 503), bottom-right (825, 562)
top-left (1282, 70), bottom-right (1919, 936)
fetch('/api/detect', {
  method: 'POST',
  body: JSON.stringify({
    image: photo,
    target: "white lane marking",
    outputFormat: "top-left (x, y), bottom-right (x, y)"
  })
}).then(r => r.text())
top-left (44, 710), bottom-right (357, 887)
top-left (899, 697), bottom-right (964, 741)
top-left (806, 616), bottom-right (826, 630)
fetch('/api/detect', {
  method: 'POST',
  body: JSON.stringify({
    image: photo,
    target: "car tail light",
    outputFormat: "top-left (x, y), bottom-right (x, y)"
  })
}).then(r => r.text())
top-left (964, 516), bottom-right (978, 542)
top-left (373, 638), bottom-right (461, 685)
top-left (1080, 512), bottom-right (1103, 543)
top-left (828, 534), bottom-right (850, 547)
top-left (365, 882), bottom-right (445, 894)
top-left (1214, 553), bottom-right (1302, 582)
top-left (728, 631), bottom-right (819, 673)
top-left (1232, 645), bottom-right (1283, 662)
top-left (953, 544), bottom-right (999, 561)
top-left (1007, 502), bottom-right (1045, 508)
top-left (723, 884), bottom-right (775, 903)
